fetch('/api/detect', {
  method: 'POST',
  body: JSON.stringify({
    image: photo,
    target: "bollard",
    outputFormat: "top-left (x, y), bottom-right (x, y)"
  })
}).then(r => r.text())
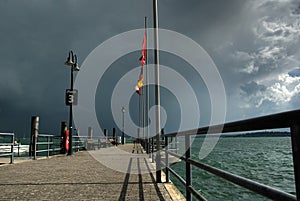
top-left (88, 127), bottom-right (93, 150)
top-left (122, 130), bottom-right (125, 145)
top-left (113, 128), bottom-right (116, 146)
top-left (104, 129), bottom-right (108, 147)
top-left (88, 127), bottom-right (93, 139)
top-left (31, 116), bottom-right (39, 160)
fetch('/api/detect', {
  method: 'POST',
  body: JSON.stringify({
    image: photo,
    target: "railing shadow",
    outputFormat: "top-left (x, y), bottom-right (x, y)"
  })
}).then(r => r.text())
top-left (143, 157), bottom-right (165, 201)
top-left (118, 157), bottom-right (132, 201)
top-left (118, 153), bottom-right (165, 201)
top-left (137, 158), bottom-right (144, 201)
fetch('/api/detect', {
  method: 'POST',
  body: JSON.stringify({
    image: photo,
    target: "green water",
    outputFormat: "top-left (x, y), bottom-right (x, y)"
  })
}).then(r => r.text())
top-left (170, 137), bottom-right (295, 200)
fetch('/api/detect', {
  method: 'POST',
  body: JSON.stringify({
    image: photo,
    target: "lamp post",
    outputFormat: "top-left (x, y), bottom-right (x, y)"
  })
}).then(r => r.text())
top-left (64, 50), bottom-right (80, 156)
top-left (121, 106), bottom-right (125, 144)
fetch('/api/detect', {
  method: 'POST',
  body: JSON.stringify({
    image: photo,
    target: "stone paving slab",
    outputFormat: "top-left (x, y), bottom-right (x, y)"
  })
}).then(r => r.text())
top-left (0, 144), bottom-right (183, 200)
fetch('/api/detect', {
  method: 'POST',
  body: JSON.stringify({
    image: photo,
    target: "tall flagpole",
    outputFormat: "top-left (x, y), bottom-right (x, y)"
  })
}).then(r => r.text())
top-left (153, 0), bottom-right (161, 183)
top-left (141, 78), bottom-right (144, 140)
top-left (139, 90), bottom-right (141, 140)
top-left (145, 16), bottom-right (149, 154)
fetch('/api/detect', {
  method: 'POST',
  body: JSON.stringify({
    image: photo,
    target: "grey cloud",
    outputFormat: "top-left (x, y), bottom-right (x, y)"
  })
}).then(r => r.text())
top-left (292, 0), bottom-right (300, 15)
top-left (288, 68), bottom-right (300, 77)
top-left (240, 81), bottom-right (266, 96)
top-left (290, 92), bottom-right (300, 108)
top-left (293, 5), bottom-right (300, 15)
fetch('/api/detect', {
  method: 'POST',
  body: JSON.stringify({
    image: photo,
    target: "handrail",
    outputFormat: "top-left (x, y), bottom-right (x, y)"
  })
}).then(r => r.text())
top-left (38, 134), bottom-right (59, 137)
top-left (166, 150), bottom-right (186, 161)
top-left (0, 132), bottom-right (14, 164)
top-left (165, 109), bottom-right (300, 137)
top-left (160, 109), bottom-right (300, 201)
top-left (0, 133), bottom-right (14, 136)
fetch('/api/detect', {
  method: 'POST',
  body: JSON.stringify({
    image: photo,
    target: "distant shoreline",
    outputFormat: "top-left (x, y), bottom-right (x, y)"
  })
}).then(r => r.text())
top-left (224, 131), bottom-right (290, 138)
top-left (193, 131), bottom-right (291, 138)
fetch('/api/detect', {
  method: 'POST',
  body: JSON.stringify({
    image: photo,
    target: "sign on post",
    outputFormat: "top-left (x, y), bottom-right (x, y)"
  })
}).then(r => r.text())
top-left (65, 89), bottom-right (78, 105)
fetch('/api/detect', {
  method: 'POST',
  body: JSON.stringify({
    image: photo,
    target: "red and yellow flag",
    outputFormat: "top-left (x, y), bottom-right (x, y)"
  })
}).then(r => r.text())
top-left (136, 31), bottom-right (147, 95)
top-left (139, 31), bottom-right (147, 67)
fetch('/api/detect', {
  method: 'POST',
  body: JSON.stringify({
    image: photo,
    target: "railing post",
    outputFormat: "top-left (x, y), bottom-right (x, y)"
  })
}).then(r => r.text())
top-left (175, 136), bottom-right (178, 154)
top-left (10, 134), bottom-right (14, 164)
top-left (17, 144), bottom-right (20, 157)
top-left (52, 136), bottom-right (55, 155)
top-left (31, 116), bottom-right (39, 160)
top-left (156, 132), bottom-right (162, 183)
top-left (149, 137), bottom-right (151, 157)
top-left (47, 136), bottom-right (50, 157)
top-left (74, 137), bottom-right (77, 152)
top-left (165, 134), bottom-right (170, 183)
top-left (76, 137), bottom-right (79, 152)
top-left (291, 122), bottom-right (300, 200)
top-left (185, 135), bottom-right (191, 201)
top-left (147, 138), bottom-right (149, 154)
top-left (151, 137), bottom-right (154, 162)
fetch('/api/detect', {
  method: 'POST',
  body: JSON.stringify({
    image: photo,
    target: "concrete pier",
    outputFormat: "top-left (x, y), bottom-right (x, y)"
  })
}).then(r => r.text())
top-left (0, 144), bottom-right (184, 200)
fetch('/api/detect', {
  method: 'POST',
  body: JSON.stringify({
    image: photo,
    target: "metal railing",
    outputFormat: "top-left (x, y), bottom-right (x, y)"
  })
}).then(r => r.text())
top-left (31, 134), bottom-right (88, 159)
top-left (73, 136), bottom-right (87, 152)
top-left (0, 133), bottom-right (14, 164)
top-left (161, 109), bottom-right (300, 201)
top-left (73, 136), bottom-right (111, 151)
top-left (30, 133), bottom-right (115, 159)
top-left (35, 134), bottom-right (62, 158)
top-left (144, 135), bottom-right (178, 163)
top-left (14, 144), bottom-right (29, 157)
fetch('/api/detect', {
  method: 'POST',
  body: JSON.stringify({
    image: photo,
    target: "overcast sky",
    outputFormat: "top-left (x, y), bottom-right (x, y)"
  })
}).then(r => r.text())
top-left (0, 0), bottom-right (299, 138)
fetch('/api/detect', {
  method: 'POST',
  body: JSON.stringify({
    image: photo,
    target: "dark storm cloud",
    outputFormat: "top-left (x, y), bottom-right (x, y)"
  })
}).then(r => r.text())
top-left (0, 0), bottom-right (299, 137)
top-left (159, 0), bottom-right (247, 49)
top-left (0, 0), bottom-right (148, 136)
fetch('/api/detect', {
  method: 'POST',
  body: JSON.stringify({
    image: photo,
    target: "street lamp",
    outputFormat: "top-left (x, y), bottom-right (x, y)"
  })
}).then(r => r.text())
top-left (121, 106), bottom-right (125, 144)
top-left (64, 50), bottom-right (80, 156)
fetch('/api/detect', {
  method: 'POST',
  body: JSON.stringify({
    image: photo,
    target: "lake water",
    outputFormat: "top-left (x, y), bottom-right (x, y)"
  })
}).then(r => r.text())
top-left (169, 137), bottom-right (295, 200)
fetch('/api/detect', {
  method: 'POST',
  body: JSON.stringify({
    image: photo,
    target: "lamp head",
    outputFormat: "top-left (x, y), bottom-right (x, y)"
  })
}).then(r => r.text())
top-left (64, 51), bottom-right (74, 66)
top-left (73, 64), bottom-right (80, 71)
top-left (73, 54), bottom-right (80, 71)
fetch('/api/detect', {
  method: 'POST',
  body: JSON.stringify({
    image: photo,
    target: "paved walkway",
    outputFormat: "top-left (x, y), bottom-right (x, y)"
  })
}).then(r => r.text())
top-left (0, 144), bottom-right (184, 200)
